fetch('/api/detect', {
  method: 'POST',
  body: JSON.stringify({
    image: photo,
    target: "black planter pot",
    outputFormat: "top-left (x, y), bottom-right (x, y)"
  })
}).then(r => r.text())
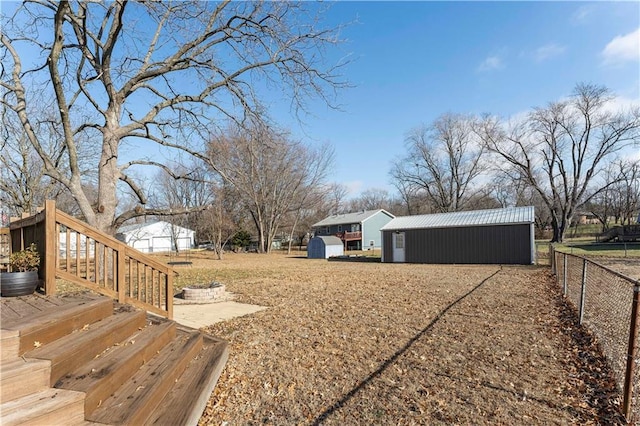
top-left (1, 271), bottom-right (40, 297)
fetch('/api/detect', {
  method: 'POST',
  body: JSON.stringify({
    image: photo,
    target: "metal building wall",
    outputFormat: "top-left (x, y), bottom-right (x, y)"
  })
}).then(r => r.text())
top-left (383, 224), bottom-right (533, 264)
top-left (382, 230), bottom-right (394, 261)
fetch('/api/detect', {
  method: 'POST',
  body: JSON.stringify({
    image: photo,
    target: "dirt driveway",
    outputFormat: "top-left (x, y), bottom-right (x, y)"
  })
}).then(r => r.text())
top-left (174, 254), bottom-right (624, 425)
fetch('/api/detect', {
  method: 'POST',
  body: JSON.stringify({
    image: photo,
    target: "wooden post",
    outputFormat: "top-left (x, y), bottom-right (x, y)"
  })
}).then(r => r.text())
top-left (166, 272), bottom-right (174, 320)
top-left (623, 282), bottom-right (640, 420)
top-left (117, 250), bottom-right (126, 304)
top-left (44, 200), bottom-right (57, 295)
top-left (563, 253), bottom-right (567, 296)
top-left (579, 258), bottom-right (587, 325)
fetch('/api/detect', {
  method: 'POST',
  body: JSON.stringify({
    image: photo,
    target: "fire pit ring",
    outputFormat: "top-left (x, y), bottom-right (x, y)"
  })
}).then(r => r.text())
top-left (182, 282), bottom-right (226, 303)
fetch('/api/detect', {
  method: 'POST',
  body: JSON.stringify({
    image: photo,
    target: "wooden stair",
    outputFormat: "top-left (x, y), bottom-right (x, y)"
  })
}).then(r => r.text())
top-left (0, 294), bottom-right (228, 425)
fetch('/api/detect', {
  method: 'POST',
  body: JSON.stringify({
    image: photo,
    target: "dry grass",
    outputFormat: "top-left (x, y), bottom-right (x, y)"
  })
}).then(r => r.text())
top-left (154, 252), bottom-right (624, 425)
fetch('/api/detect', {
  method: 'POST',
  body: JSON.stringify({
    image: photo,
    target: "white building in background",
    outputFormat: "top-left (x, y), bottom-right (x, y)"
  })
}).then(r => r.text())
top-left (59, 232), bottom-right (95, 258)
top-left (116, 221), bottom-right (194, 253)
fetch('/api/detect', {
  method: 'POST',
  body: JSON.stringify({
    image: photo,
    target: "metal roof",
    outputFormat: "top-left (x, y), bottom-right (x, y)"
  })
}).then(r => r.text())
top-left (312, 236), bottom-right (343, 246)
top-left (312, 209), bottom-right (394, 227)
top-left (380, 206), bottom-right (535, 231)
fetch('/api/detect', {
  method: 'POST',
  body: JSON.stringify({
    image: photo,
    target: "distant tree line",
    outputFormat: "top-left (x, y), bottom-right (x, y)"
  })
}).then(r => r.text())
top-left (1, 1), bottom-right (638, 245)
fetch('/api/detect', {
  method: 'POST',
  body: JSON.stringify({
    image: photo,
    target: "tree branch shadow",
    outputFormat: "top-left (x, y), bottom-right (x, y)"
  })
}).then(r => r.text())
top-left (311, 268), bottom-right (502, 425)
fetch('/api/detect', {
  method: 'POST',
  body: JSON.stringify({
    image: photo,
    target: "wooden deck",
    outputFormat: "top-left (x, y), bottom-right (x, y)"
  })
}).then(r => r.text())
top-left (0, 291), bottom-right (228, 425)
top-left (1, 291), bottom-right (104, 327)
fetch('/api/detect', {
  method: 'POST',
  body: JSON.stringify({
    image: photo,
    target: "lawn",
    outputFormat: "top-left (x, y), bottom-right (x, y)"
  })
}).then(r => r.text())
top-left (164, 252), bottom-right (624, 425)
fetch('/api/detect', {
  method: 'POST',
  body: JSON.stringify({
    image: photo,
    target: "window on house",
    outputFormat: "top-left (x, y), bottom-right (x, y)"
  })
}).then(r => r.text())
top-left (325, 226), bottom-right (329, 234)
top-left (338, 225), bottom-right (342, 232)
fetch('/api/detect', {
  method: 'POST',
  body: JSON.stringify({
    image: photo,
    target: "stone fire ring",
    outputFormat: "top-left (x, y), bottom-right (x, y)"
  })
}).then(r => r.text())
top-left (181, 282), bottom-right (226, 303)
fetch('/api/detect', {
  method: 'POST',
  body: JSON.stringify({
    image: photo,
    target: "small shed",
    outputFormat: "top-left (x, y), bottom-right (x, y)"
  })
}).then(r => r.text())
top-left (380, 206), bottom-right (535, 264)
top-left (307, 236), bottom-right (344, 259)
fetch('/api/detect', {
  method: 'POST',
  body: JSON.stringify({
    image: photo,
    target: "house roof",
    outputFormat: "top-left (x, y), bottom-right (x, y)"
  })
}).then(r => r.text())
top-left (380, 206), bottom-right (535, 231)
top-left (312, 236), bottom-right (343, 246)
top-left (312, 209), bottom-right (394, 227)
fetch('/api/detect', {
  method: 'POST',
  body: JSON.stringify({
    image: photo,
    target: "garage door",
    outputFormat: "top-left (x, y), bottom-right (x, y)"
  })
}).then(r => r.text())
top-left (176, 237), bottom-right (191, 251)
top-left (152, 236), bottom-right (172, 253)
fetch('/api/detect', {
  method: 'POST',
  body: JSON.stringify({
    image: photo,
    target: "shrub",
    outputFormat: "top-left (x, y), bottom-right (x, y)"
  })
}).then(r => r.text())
top-left (9, 243), bottom-right (40, 272)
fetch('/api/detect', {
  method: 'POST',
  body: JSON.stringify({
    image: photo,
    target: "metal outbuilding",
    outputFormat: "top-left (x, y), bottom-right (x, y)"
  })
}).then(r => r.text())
top-left (380, 206), bottom-right (535, 264)
top-left (307, 236), bottom-right (344, 259)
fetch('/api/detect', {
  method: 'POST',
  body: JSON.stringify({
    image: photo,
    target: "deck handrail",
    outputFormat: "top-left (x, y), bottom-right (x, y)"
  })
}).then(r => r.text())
top-left (336, 231), bottom-right (362, 240)
top-left (9, 200), bottom-right (174, 319)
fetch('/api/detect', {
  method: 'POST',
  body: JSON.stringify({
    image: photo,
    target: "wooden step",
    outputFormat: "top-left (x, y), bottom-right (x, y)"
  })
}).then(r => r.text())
top-left (56, 319), bottom-right (177, 415)
top-left (2, 296), bottom-right (113, 357)
top-left (25, 307), bottom-right (147, 384)
top-left (88, 330), bottom-right (204, 425)
top-left (1, 329), bottom-right (20, 363)
top-left (0, 357), bottom-right (51, 403)
top-left (0, 388), bottom-right (86, 426)
top-left (146, 334), bottom-right (229, 425)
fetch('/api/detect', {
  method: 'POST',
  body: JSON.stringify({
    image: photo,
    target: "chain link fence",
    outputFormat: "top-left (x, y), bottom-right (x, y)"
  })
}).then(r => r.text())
top-left (550, 245), bottom-right (640, 422)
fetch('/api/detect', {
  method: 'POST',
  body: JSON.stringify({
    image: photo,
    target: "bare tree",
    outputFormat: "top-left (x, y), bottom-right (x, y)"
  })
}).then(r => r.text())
top-left (1, 1), bottom-right (347, 234)
top-left (478, 83), bottom-right (640, 242)
top-left (198, 184), bottom-right (245, 260)
top-left (0, 130), bottom-right (53, 216)
top-left (590, 159), bottom-right (640, 228)
top-left (347, 188), bottom-right (392, 212)
top-left (614, 160), bottom-right (640, 225)
top-left (391, 113), bottom-right (488, 213)
top-left (206, 122), bottom-right (334, 253)
top-left (0, 96), bottom-right (89, 216)
top-left (325, 183), bottom-right (349, 215)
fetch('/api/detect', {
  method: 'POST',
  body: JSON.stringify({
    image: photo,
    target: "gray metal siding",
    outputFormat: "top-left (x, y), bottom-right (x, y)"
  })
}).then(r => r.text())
top-left (383, 224), bottom-right (532, 264)
top-left (382, 230), bottom-right (394, 261)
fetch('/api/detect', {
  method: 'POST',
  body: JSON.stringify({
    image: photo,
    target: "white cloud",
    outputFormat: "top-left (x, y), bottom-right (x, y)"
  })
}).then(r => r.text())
top-left (601, 94), bottom-right (640, 114)
top-left (533, 43), bottom-right (566, 62)
top-left (477, 55), bottom-right (504, 72)
top-left (571, 5), bottom-right (595, 25)
top-left (602, 27), bottom-right (640, 65)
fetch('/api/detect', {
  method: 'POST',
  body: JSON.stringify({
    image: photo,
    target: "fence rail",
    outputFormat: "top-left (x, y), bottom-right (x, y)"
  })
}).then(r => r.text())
top-left (550, 245), bottom-right (639, 421)
top-left (8, 200), bottom-right (174, 319)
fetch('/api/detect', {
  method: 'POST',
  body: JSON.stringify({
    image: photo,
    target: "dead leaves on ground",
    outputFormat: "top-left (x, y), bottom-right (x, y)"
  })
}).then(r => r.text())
top-left (190, 253), bottom-right (625, 425)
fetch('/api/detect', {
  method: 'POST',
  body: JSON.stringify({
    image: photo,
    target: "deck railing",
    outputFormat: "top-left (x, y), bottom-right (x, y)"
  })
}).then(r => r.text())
top-left (8, 200), bottom-right (174, 319)
top-left (336, 231), bottom-right (362, 241)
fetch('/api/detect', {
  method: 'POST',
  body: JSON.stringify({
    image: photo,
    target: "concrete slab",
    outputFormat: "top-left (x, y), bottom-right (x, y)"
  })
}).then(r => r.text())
top-left (172, 300), bottom-right (267, 329)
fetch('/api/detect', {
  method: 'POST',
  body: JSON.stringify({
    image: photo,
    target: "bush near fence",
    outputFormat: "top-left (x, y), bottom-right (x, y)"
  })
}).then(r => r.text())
top-left (550, 245), bottom-right (640, 422)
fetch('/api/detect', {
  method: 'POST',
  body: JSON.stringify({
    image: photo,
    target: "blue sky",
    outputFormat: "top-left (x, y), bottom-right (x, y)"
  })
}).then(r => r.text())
top-left (2, 1), bottom-right (638, 200)
top-left (270, 1), bottom-right (640, 197)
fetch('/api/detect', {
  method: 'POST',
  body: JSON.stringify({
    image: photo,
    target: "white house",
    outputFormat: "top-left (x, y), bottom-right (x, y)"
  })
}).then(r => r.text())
top-left (116, 221), bottom-right (194, 253)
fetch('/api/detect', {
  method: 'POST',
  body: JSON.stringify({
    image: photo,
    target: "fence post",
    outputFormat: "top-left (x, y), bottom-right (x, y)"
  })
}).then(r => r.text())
top-left (579, 258), bottom-right (587, 325)
top-left (549, 244), bottom-right (555, 274)
top-left (563, 253), bottom-right (567, 296)
top-left (623, 282), bottom-right (640, 420)
top-left (44, 200), bottom-right (57, 295)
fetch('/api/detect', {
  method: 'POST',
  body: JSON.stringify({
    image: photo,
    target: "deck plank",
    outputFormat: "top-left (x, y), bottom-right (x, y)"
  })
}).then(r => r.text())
top-left (88, 330), bottom-right (203, 425)
top-left (147, 334), bottom-right (229, 425)
top-left (25, 308), bottom-right (147, 384)
top-left (56, 318), bottom-right (177, 415)
top-left (1, 292), bottom-right (105, 329)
